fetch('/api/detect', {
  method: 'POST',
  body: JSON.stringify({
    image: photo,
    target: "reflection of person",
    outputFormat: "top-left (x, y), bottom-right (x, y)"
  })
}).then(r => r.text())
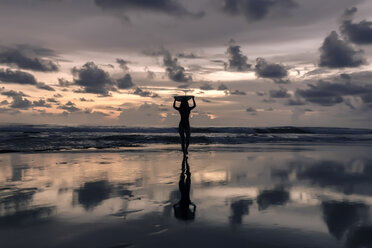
top-left (173, 156), bottom-right (196, 221)
top-left (173, 96), bottom-right (196, 156)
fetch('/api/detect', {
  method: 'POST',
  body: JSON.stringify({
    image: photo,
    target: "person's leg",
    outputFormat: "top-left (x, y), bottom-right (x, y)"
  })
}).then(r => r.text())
top-left (185, 126), bottom-right (190, 154)
top-left (178, 125), bottom-right (186, 155)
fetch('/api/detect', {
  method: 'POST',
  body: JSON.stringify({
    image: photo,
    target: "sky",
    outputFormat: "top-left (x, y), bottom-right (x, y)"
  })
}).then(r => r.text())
top-left (1, 0), bottom-right (372, 127)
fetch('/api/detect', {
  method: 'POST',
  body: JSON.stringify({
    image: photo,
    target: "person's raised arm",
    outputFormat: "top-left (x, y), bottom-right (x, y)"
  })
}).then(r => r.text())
top-left (173, 99), bottom-right (180, 110)
top-left (190, 97), bottom-right (196, 110)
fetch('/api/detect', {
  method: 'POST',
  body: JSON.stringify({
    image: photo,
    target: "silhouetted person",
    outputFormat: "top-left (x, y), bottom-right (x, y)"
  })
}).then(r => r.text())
top-left (173, 96), bottom-right (196, 156)
top-left (173, 156), bottom-right (196, 221)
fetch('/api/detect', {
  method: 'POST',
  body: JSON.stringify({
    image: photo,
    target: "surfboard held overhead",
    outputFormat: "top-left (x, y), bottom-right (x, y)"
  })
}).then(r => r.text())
top-left (174, 95), bottom-right (195, 101)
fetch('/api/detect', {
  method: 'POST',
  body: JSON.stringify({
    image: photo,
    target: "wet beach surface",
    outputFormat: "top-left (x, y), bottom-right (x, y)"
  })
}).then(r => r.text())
top-left (1, 144), bottom-right (372, 248)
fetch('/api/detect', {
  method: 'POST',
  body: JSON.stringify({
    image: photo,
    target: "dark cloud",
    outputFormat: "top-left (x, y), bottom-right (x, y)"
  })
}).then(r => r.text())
top-left (255, 57), bottom-right (287, 78)
top-left (145, 67), bottom-right (156, 80)
top-left (58, 78), bottom-right (74, 87)
top-left (0, 100), bottom-right (8, 105)
top-left (0, 46), bottom-right (58, 72)
top-left (53, 93), bottom-right (63, 98)
top-left (0, 89), bottom-right (29, 98)
top-left (285, 97), bottom-right (306, 106)
top-left (295, 77), bottom-right (372, 106)
top-left (0, 69), bottom-right (55, 91)
top-left (319, 31), bottom-right (366, 68)
top-left (36, 82), bottom-right (55, 91)
top-left (341, 7), bottom-right (372, 45)
top-left (46, 98), bottom-right (58, 103)
top-left (163, 50), bottom-right (192, 83)
top-left (32, 99), bottom-right (51, 108)
top-left (142, 47), bottom-right (192, 83)
top-left (225, 41), bottom-right (251, 72)
top-left (132, 87), bottom-right (159, 98)
top-left (177, 52), bottom-right (201, 59)
top-left (200, 82), bottom-right (213, 90)
top-left (342, 7), bottom-right (357, 20)
top-left (79, 97), bottom-right (94, 102)
top-left (116, 58), bottom-right (130, 71)
top-left (58, 101), bottom-right (80, 112)
top-left (72, 62), bottom-right (116, 95)
top-left (269, 88), bottom-right (290, 98)
top-left (222, 0), bottom-right (297, 21)
top-left (117, 74), bottom-right (135, 89)
top-left (94, 0), bottom-right (204, 19)
top-left (246, 107), bottom-right (256, 112)
top-left (0, 107), bottom-right (20, 114)
top-left (142, 47), bottom-right (168, 57)
top-left (230, 89), bottom-right (246, 95)
top-left (0, 68), bottom-right (38, 85)
top-left (273, 78), bottom-right (291, 84)
top-left (218, 83), bottom-right (229, 90)
top-left (9, 95), bottom-right (33, 109)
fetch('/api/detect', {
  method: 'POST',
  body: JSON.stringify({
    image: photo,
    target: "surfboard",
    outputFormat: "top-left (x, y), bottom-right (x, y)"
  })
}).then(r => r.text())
top-left (174, 95), bottom-right (194, 101)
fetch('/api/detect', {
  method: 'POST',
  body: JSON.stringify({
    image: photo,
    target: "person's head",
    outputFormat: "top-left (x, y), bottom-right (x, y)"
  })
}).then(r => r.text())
top-left (180, 98), bottom-right (189, 108)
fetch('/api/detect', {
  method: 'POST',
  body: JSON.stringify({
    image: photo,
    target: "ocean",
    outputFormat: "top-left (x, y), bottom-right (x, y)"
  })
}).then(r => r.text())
top-left (1, 125), bottom-right (372, 153)
top-left (1, 125), bottom-right (372, 247)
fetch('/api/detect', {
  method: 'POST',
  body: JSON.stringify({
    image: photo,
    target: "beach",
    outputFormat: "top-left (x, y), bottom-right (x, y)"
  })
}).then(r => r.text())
top-left (1, 143), bottom-right (372, 248)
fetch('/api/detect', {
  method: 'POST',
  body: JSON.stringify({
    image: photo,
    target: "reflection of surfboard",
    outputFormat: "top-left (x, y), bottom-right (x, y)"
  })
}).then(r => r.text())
top-left (174, 95), bottom-right (194, 101)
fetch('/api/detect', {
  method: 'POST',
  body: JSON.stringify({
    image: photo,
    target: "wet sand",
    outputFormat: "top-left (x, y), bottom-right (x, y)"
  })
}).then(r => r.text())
top-left (1, 144), bottom-right (372, 248)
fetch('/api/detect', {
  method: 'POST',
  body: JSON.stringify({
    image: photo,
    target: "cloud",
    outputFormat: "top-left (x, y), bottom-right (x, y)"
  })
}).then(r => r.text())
top-left (269, 88), bottom-right (290, 98)
top-left (285, 97), bottom-right (306, 106)
top-left (58, 78), bottom-right (74, 87)
top-left (0, 68), bottom-right (38, 85)
top-left (118, 102), bottom-right (170, 126)
top-left (246, 107), bottom-right (256, 112)
top-left (273, 78), bottom-right (291, 84)
top-left (0, 46), bottom-right (58, 72)
top-left (94, 0), bottom-right (204, 19)
top-left (340, 7), bottom-right (372, 45)
top-left (0, 89), bottom-right (29, 98)
top-left (36, 82), bottom-right (55, 91)
top-left (143, 47), bottom-right (192, 83)
top-left (116, 58), bottom-right (130, 71)
top-left (200, 82), bottom-right (213, 90)
top-left (222, 0), bottom-right (297, 21)
top-left (142, 47), bottom-right (168, 57)
top-left (255, 57), bottom-right (287, 78)
top-left (218, 83), bottom-right (229, 90)
top-left (230, 89), bottom-right (246, 95)
top-left (32, 99), bottom-right (51, 108)
top-left (145, 67), bottom-right (156, 80)
top-left (0, 68), bottom-right (55, 91)
top-left (9, 95), bottom-right (33, 109)
top-left (163, 50), bottom-right (192, 83)
top-left (72, 62), bottom-right (116, 95)
top-left (176, 52), bottom-right (201, 59)
top-left (79, 97), bottom-right (94, 102)
top-left (246, 107), bottom-right (257, 115)
top-left (295, 76), bottom-right (372, 106)
top-left (117, 74), bottom-right (135, 89)
top-left (132, 87), bottom-right (159, 98)
top-left (319, 31), bottom-right (366, 68)
top-left (58, 101), bottom-right (80, 112)
top-left (225, 41), bottom-right (251, 72)
top-left (46, 98), bottom-right (58, 103)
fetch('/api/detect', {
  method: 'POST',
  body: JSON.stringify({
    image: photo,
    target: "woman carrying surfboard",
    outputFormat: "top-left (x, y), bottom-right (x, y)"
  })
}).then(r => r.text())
top-left (173, 96), bottom-right (196, 156)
